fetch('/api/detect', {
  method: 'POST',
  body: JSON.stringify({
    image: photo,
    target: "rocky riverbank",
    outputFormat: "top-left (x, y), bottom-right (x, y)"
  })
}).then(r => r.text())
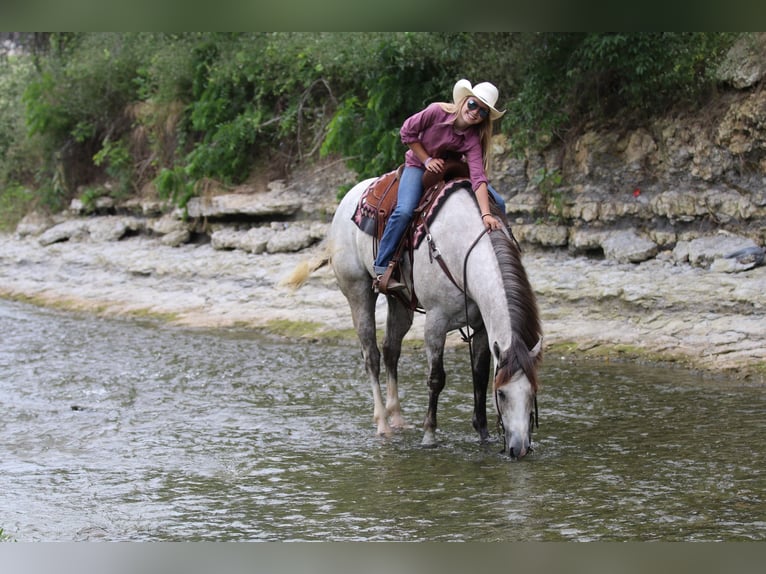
top-left (1, 218), bottom-right (763, 381)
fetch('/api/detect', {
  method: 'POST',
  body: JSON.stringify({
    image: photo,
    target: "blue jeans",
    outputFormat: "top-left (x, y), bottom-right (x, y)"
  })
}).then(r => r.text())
top-left (373, 166), bottom-right (506, 275)
top-left (488, 183), bottom-right (505, 212)
top-left (374, 166), bottom-right (424, 275)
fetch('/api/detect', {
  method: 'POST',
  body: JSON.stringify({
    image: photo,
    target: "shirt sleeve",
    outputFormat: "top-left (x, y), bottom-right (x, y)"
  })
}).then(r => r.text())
top-left (463, 136), bottom-right (488, 191)
top-left (400, 103), bottom-right (442, 145)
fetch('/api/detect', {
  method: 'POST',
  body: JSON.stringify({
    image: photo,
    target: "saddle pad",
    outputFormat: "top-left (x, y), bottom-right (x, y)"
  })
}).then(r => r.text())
top-left (411, 178), bottom-right (473, 248)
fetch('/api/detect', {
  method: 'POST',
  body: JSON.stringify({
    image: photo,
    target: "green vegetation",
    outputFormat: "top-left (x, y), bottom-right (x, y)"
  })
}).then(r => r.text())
top-left (503, 33), bottom-right (734, 150)
top-left (531, 167), bottom-right (564, 223)
top-left (0, 32), bottom-right (738, 230)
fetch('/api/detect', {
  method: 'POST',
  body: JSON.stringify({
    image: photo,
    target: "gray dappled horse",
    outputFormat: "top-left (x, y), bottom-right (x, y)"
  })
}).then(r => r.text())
top-left (329, 177), bottom-right (543, 458)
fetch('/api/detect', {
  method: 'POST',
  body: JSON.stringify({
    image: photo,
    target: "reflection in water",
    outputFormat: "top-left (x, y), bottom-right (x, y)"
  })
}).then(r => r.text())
top-left (1, 299), bottom-right (764, 541)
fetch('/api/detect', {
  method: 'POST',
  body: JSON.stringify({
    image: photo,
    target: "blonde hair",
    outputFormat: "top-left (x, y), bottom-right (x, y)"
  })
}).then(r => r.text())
top-left (438, 97), bottom-right (495, 175)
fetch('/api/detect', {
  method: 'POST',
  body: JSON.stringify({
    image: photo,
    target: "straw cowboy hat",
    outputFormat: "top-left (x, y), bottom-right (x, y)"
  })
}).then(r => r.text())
top-left (452, 79), bottom-right (505, 120)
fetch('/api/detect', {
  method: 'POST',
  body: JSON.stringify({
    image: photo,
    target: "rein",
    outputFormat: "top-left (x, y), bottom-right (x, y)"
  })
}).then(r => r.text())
top-left (424, 221), bottom-right (539, 452)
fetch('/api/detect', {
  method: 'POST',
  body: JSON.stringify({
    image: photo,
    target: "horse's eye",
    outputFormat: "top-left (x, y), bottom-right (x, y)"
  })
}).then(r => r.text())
top-left (496, 389), bottom-right (506, 402)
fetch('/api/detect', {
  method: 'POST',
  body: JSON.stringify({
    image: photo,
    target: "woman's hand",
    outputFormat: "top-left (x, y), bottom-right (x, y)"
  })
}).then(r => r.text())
top-left (424, 157), bottom-right (444, 174)
top-left (481, 213), bottom-right (504, 231)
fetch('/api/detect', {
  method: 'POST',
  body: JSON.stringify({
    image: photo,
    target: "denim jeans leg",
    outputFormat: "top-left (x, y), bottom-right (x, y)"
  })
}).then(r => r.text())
top-left (374, 166), bottom-right (424, 274)
top-left (488, 183), bottom-right (506, 213)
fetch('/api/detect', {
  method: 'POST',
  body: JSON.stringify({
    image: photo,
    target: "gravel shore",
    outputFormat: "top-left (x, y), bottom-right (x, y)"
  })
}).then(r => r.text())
top-left (1, 233), bottom-right (764, 380)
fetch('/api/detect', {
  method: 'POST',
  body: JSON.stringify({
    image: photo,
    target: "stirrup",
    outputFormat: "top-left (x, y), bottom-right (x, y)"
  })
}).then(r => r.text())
top-left (373, 274), bottom-right (406, 294)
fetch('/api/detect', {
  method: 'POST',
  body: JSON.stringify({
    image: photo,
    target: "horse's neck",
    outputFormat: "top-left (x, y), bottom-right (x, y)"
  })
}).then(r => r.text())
top-left (430, 191), bottom-right (515, 349)
top-left (468, 257), bottom-right (514, 349)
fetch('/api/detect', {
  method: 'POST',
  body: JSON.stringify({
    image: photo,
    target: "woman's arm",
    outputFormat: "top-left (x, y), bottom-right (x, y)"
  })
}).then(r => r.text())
top-left (474, 182), bottom-right (503, 231)
top-left (408, 142), bottom-right (444, 173)
top-left (401, 104), bottom-right (446, 173)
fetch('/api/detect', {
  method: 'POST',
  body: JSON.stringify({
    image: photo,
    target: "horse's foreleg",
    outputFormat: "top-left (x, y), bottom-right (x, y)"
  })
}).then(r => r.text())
top-left (422, 320), bottom-right (448, 446)
top-left (422, 353), bottom-right (446, 447)
top-left (469, 326), bottom-right (491, 443)
top-left (382, 298), bottom-right (414, 429)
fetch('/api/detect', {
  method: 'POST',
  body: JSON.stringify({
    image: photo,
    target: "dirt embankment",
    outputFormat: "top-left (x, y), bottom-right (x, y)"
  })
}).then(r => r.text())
top-left (1, 229), bottom-right (763, 382)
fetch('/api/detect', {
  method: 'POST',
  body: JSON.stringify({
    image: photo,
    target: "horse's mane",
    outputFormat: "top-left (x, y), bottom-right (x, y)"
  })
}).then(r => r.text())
top-left (488, 212), bottom-right (543, 392)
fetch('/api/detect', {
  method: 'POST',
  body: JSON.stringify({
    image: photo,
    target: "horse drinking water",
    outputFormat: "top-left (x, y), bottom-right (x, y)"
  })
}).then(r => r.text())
top-left (328, 173), bottom-right (543, 458)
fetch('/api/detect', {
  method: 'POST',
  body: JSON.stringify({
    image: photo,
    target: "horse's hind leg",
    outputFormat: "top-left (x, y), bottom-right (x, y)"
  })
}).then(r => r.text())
top-left (469, 325), bottom-right (491, 443)
top-left (345, 283), bottom-right (390, 435)
top-left (382, 297), bottom-right (414, 429)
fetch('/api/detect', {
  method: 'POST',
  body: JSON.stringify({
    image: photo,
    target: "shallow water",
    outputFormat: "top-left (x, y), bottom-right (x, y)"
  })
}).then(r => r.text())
top-left (1, 299), bottom-right (764, 541)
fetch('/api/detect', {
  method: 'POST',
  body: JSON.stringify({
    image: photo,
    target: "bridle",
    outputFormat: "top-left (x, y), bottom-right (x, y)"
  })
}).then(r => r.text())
top-left (424, 222), bottom-right (539, 453)
top-left (493, 357), bottom-right (539, 454)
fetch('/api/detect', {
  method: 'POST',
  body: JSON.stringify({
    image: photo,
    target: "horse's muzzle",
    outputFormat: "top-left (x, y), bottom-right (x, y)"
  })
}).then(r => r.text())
top-left (504, 430), bottom-right (530, 459)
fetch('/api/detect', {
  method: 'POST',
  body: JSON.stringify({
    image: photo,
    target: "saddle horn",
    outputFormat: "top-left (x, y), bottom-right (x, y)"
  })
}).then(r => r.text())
top-left (421, 158), bottom-right (471, 191)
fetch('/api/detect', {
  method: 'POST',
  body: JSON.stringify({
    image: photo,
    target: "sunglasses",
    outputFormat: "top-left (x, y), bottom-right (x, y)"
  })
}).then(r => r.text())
top-left (466, 98), bottom-right (489, 119)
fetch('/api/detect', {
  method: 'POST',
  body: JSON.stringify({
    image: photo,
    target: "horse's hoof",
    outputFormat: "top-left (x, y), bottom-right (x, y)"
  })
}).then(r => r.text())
top-left (389, 415), bottom-right (414, 430)
top-left (421, 431), bottom-right (437, 448)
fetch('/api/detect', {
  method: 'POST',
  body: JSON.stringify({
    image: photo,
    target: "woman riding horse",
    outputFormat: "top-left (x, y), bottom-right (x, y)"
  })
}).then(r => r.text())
top-left (373, 79), bottom-right (508, 294)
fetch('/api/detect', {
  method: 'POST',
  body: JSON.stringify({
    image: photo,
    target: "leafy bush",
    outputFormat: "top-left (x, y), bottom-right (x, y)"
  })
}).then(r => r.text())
top-left (321, 33), bottom-right (466, 178)
top-left (0, 32), bottom-right (741, 216)
top-left (92, 137), bottom-right (133, 196)
top-left (0, 185), bottom-right (36, 232)
top-left (22, 33), bottom-right (149, 205)
top-left (155, 165), bottom-right (195, 209)
top-left (0, 53), bottom-right (37, 186)
top-left (504, 33), bottom-right (737, 151)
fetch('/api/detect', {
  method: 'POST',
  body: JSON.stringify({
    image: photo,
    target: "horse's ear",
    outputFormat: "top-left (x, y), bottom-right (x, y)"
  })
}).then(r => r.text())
top-left (493, 341), bottom-right (501, 361)
top-left (529, 337), bottom-right (543, 358)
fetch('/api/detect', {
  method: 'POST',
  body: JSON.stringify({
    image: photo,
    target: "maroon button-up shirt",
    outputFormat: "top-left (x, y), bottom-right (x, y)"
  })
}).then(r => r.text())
top-left (400, 102), bottom-right (488, 191)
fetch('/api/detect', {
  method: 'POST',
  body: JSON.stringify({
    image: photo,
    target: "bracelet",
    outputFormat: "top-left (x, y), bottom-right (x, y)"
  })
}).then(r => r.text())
top-left (424, 157), bottom-right (432, 167)
top-left (481, 213), bottom-right (492, 219)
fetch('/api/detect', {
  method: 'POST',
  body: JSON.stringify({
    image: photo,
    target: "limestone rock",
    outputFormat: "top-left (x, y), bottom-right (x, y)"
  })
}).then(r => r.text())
top-left (15, 212), bottom-right (55, 238)
top-left (505, 191), bottom-right (543, 215)
top-left (266, 223), bottom-right (316, 253)
top-left (717, 33), bottom-right (766, 89)
top-left (651, 190), bottom-right (706, 221)
top-left (602, 230), bottom-right (658, 263)
top-left (686, 234), bottom-right (760, 269)
top-left (568, 228), bottom-right (608, 253)
top-left (87, 216), bottom-right (144, 242)
top-left (38, 220), bottom-right (90, 245)
top-left (160, 229), bottom-right (191, 247)
top-left (672, 240), bottom-right (691, 264)
top-left (186, 193), bottom-right (302, 219)
top-left (211, 228), bottom-right (270, 254)
top-left (702, 188), bottom-right (755, 222)
top-left (712, 245), bottom-right (765, 272)
top-left (513, 223), bottom-right (569, 247)
top-left (69, 196), bottom-right (115, 215)
top-left (567, 192), bottom-right (602, 222)
top-left (149, 213), bottom-right (190, 236)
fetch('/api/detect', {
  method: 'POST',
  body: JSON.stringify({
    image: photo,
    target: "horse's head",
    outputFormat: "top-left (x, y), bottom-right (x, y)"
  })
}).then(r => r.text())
top-left (492, 338), bottom-right (542, 459)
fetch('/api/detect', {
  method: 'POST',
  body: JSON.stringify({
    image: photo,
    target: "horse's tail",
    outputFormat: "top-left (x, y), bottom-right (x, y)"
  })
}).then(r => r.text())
top-left (280, 241), bottom-right (331, 289)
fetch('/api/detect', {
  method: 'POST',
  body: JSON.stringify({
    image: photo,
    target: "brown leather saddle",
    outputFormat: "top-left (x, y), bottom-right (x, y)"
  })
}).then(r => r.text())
top-left (353, 159), bottom-right (471, 247)
top-left (352, 159), bottom-right (473, 303)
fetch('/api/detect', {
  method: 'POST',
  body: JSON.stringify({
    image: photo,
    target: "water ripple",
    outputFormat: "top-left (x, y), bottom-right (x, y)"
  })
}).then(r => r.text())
top-left (1, 299), bottom-right (764, 541)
